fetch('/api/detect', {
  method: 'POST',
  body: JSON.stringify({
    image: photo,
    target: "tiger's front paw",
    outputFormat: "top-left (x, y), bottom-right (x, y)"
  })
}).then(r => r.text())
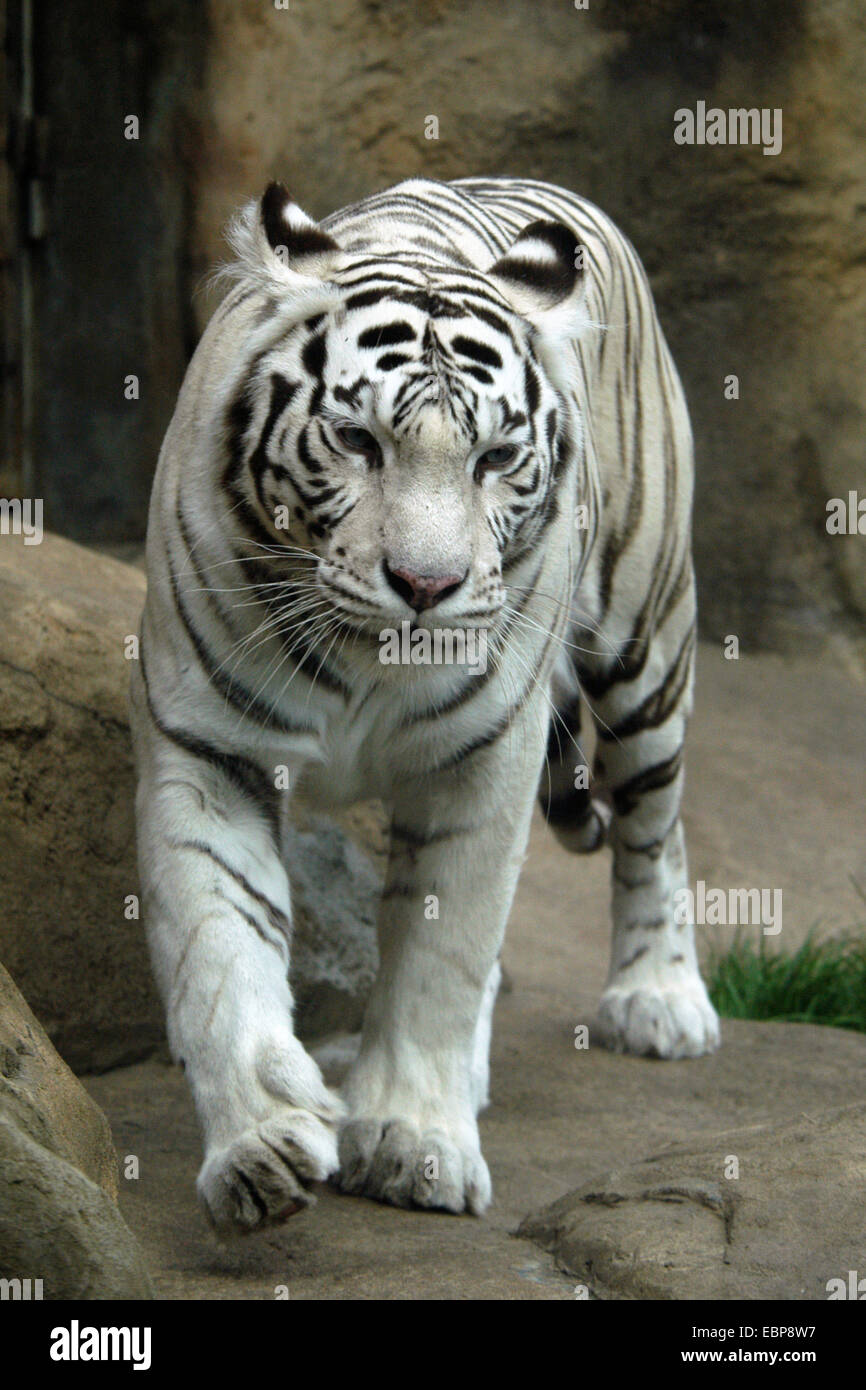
top-left (197, 1106), bottom-right (340, 1235)
top-left (596, 973), bottom-right (720, 1059)
top-left (338, 1114), bottom-right (491, 1215)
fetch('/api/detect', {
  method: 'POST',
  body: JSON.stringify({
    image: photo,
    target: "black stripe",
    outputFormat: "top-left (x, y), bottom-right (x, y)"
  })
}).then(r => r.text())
top-left (358, 322), bottom-right (416, 348)
top-left (171, 504), bottom-right (319, 738)
top-left (246, 373), bottom-right (301, 516)
top-left (226, 894), bottom-right (280, 943)
top-left (233, 1169), bottom-right (268, 1223)
top-left (618, 945), bottom-right (650, 971)
top-left (171, 837), bottom-right (292, 944)
top-left (332, 376), bottom-right (370, 408)
top-left (139, 641), bottom-right (281, 840)
top-left (597, 622), bottom-right (695, 743)
top-left (542, 788), bottom-right (596, 830)
top-left (545, 692), bottom-right (582, 761)
top-left (345, 287), bottom-right (387, 311)
top-left (611, 749), bottom-right (684, 818)
top-left (467, 303), bottom-right (517, 344)
top-left (377, 352), bottom-right (412, 371)
top-left (425, 602), bottom-right (563, 777)
top-left (617, 808), bottom-right (681, 858)
top-left (302, 331), bottom-right (327, 379)
top-left (452, 335), bottom-right (503, 369)
top-left (523, 358), bottom-right (540, 416)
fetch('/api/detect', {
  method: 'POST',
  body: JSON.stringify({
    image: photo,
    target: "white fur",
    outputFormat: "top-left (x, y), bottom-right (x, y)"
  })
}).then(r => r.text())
top-left (131, 176), bottom-right (717, 1234)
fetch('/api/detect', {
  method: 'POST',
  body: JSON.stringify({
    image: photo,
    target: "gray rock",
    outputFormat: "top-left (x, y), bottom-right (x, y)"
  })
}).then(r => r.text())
top-left (285, 818), bottom-right (381, 1039)
top-left (519, 1103), bottom-right (866, 1300)
top-left (0, 532), bottom-right (160, 1072)
top-left (0, 962), bottom-right (117, 1193)
top-left (0, 1120), bottom-right (153, 1300)
top-left (0, 962), bottom-right (152, 1299)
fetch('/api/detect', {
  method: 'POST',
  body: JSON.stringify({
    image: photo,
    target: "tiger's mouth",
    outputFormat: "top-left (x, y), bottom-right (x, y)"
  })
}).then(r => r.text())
top-left (321, 589), bottom-right (504, 637)
top-left (315, 559), bottom-right (505, 633)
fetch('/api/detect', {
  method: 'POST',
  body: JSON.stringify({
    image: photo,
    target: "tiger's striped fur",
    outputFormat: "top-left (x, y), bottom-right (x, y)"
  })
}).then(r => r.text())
top-left (130, 175), bottom-right (719, 1233)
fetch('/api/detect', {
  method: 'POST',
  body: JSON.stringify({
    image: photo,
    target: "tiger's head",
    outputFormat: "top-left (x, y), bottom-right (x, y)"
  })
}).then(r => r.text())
top-left (220, 182), bottom-right (589, 648)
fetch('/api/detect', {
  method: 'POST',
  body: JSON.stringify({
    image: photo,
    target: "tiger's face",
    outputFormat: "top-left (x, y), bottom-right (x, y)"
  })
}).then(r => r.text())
top-left (223, 184), bottom-right (588, 644)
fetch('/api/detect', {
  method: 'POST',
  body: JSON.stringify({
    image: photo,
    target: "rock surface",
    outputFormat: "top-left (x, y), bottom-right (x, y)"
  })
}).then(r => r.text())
top-left (520, 1104), bottom-right (866, 1300)
top-left (0, 961), bottom-right (152, 1299)
top-left (85, 1005), bottom-right (866, 1301)
top-left (0, 963), bottom-right (118, 1195)
top-left (0, 532), bottom-right (383, 1071)
top-left (0, 533), bottom-right (156, 1072)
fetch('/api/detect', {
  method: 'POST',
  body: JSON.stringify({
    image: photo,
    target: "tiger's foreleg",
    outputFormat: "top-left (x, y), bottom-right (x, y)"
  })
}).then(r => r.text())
top-left (130, 671), bottom-right (342, 1235)
top-left (338, 694), bottom-right (549, 1214)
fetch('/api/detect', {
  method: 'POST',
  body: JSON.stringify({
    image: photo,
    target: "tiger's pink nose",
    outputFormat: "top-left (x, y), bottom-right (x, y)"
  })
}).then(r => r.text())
top-left (383, 561), bottom-right (467, 611)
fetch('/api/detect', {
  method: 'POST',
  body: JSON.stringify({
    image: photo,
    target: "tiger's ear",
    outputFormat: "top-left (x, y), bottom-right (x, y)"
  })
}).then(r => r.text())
top-left (222, 181), bottom-right (344, 304)
top-left (260, 182), bottom-right (343, 276)
top-left (487, 220), bottom-right (588, 345)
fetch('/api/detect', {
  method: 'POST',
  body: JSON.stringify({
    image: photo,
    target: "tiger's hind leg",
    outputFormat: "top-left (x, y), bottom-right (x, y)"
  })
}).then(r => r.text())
top-left (588, 603), bottom-right (718, 1058)
top-left (538, 654), bottom-right (611, 856)
top-left (542, 598), bottom-right (719, 1060)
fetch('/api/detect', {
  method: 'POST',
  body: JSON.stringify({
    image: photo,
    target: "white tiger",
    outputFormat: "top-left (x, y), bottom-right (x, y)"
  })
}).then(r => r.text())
top-left (130, 176), bottom-right (719, 1233)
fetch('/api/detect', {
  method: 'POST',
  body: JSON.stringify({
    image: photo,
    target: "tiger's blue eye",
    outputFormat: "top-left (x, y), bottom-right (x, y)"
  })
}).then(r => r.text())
top-left (337, 424), bottom-right (378, 454)
top-left (477, 444), bottom-right (517, 471)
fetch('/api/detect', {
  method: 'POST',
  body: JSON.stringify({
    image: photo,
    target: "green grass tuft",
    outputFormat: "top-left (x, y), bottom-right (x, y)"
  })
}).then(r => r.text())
top-left (706, 930), bottom-right (866, 1032)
